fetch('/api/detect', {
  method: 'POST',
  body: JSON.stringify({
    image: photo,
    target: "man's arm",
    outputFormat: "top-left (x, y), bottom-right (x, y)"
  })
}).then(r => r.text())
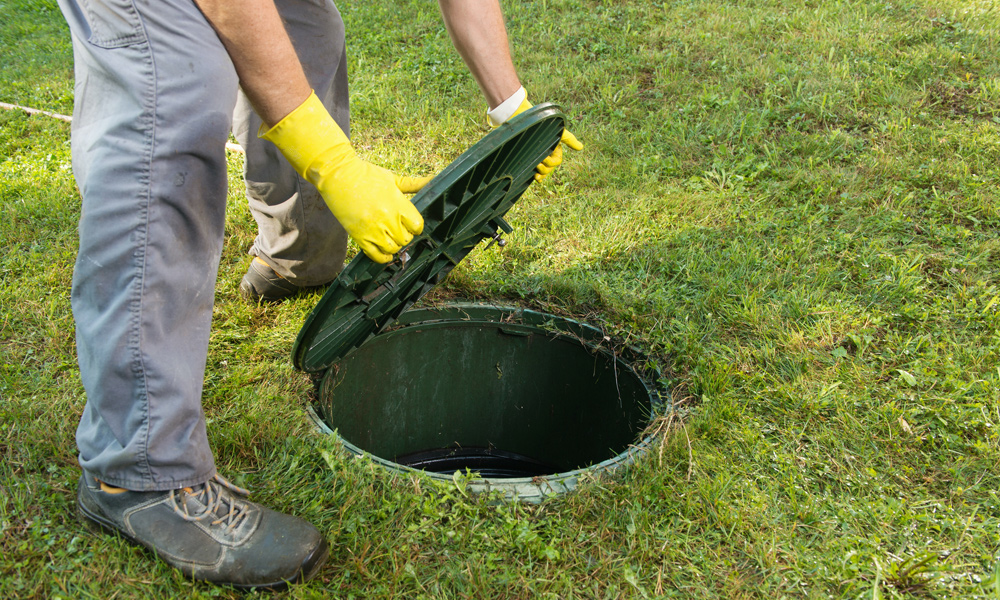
top-left (193, 0), bottom-right (310, 127)
top-left (197, 0), bottom-right (523, 118)
top-left (192, 0), bottom-right (426, 263)
top-left (438, 0), bottom-right (583, 181)
top-left (437, 0), bottom-right (522, 110)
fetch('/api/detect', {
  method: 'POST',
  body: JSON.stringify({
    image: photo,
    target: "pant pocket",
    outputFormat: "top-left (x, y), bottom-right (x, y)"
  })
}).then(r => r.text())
top-left (79, 0), bottom-right (145, 48)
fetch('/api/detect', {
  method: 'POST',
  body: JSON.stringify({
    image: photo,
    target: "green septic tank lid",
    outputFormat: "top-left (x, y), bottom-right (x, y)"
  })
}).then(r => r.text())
top-left (292, 104), bottom-right (567, 373)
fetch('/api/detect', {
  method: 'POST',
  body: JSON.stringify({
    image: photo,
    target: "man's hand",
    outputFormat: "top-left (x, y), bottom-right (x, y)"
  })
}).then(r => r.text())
top-left (489, 90), bottom-right (584, 181)
top-left (534, 129), bottom-right (584, 181)
top-left (262, 92), bottom-right (428, 263)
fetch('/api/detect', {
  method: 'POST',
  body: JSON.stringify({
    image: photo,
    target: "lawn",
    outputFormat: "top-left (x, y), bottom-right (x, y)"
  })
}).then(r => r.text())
top-left (2, 0), bottom-right (999, 598)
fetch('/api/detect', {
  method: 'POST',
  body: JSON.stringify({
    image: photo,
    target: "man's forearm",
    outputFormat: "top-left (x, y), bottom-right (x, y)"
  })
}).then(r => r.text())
top-left (193, 0), bottom-right (311, 127)
top-left (438, 0), bottom-right (522, 109)
top-left (196, 0), bottom-right (521, 121)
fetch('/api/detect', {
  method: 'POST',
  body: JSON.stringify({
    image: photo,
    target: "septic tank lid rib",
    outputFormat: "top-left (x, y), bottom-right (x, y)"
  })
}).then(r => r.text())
top-left (292, 104), bottom-right (567, 373)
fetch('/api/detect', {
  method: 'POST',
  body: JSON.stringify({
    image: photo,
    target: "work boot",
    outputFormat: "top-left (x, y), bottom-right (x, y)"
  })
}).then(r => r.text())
top-left (239, 256), bottom-right (302, 303)
top-left (76, 471), bottom-right (329, 590)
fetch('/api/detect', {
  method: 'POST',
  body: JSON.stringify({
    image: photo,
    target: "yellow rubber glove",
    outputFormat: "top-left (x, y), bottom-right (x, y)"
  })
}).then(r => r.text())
top-left (488, 92), bottom-right (583, 182)
top-left (261, 92), bottom-right (429, 263)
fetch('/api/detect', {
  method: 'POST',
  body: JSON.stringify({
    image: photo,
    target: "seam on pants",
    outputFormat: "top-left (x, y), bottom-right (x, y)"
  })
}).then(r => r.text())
top-left (127, 1), bottom-right (156, 487)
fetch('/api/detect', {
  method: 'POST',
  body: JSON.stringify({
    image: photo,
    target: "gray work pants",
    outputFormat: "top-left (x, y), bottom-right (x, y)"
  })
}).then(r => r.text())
top-left (58, 0), bottom-right (348, 491)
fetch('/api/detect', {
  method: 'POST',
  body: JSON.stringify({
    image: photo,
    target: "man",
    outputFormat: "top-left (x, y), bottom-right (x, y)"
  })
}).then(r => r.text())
top-left (57, 0), bottom-right (581, 589)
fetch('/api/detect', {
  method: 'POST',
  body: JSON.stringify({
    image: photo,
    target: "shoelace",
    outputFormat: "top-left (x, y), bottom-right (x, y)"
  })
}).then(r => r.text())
top-left (169, 474), bottom-right (252, 532)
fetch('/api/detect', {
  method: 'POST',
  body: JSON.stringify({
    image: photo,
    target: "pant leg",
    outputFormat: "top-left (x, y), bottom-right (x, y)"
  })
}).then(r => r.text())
top-left (59, 0), bottom-right (239, 491)
top-left (232, 0), bottom-right (350, 287)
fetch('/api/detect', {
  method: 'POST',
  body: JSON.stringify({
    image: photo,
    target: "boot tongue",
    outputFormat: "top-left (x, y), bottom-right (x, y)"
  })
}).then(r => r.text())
top-left (182, 482), bottom-right (251, 528)
top-left (170, 482), bottom-right (260, 544)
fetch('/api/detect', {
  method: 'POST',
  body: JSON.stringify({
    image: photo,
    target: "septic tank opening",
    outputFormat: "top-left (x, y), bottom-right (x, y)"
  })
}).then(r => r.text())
top-left (312, 304), bottom-right (664, 501)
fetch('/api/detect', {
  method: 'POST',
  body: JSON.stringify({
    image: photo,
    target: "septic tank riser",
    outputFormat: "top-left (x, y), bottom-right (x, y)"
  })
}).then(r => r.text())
top-left (312, 304), bottom-right (665, 503)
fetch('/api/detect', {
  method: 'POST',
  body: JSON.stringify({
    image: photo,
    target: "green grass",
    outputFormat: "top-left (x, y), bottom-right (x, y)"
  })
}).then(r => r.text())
top-left (3, 0), bottom-right (1000, 597)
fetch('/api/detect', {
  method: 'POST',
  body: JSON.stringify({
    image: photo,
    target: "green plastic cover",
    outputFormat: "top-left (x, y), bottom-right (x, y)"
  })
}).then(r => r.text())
top-left (292, 104), bottom-right (567, 372)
